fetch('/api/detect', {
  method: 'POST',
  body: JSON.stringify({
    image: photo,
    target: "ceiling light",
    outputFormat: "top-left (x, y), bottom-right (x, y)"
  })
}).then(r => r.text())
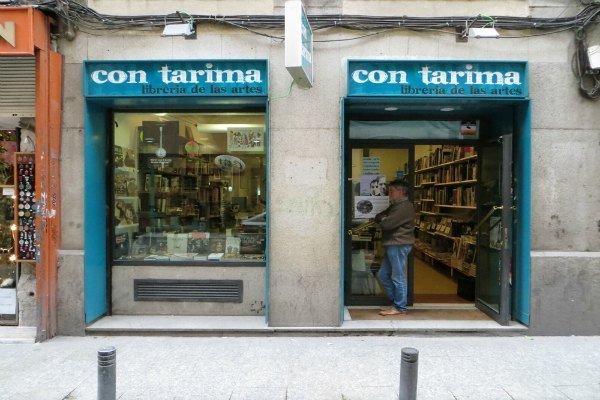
top-left (154, 113), bottom-right (167, 117)
top-left (384, 107), bottom-right (398, 111)
top-left (440, 107), bottom-right (455, 112)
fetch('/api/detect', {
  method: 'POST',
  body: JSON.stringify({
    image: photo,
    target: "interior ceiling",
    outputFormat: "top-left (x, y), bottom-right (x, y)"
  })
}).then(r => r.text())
top-left (345, 100), bottom-right (516, 120)
top-left (114, 111), bottom-right (266, 157)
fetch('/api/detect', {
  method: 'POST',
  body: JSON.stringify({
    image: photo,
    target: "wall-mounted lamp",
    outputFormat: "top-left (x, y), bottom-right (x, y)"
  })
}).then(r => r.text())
top-left (459, 15), bottom-right (499, 42)
top-left (588, 45), bottom-right (600, 70)
top-left (468, 27), bottom-right (500, 39)
top-left (162, 11), bottom-right (196, 39)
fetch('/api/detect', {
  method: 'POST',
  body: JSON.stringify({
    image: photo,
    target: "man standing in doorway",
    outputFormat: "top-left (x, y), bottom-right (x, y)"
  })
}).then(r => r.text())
top-left (374, 179), bottom-right (415, 316)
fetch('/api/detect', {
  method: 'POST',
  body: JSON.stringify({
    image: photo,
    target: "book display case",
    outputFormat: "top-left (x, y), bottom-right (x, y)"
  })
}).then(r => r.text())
top-left (414, 145), bottom-right (478, 277)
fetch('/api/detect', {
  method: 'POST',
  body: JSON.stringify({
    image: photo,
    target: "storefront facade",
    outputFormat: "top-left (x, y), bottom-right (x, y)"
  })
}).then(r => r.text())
top-left (53, 0), bottom-right (600, 336)
top-left (0, 7), bottom-right (62, 341)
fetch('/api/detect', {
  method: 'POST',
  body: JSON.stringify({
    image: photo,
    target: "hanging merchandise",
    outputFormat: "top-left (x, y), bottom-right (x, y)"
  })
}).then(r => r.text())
top-left (14, 153), bottom-right (36, 262)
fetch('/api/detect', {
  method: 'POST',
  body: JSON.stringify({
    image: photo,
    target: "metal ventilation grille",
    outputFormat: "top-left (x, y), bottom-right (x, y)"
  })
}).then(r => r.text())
top-left (134, 279), bottom-right (243, 303)
top-left (0, 57), bottom-right (36, 118)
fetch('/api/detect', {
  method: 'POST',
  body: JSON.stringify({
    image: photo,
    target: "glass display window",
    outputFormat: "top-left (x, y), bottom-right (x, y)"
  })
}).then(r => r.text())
top-left (112, 111), bottom-right (266, 264)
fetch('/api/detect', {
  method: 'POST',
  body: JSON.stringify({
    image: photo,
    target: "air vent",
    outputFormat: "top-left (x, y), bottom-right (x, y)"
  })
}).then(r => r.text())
top-left (134, 279), bottom-right (243, 303)
top-left (0, 57), bottom-right (36, 118)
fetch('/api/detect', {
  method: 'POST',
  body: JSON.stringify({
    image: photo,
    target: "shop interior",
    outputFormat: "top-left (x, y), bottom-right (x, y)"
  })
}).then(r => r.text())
top-left (0, 116), bottom-right (36, 325)
top-left (111, 111), bottom-right (267, 264)
top-left (349, 144), bottom-right (479, 306)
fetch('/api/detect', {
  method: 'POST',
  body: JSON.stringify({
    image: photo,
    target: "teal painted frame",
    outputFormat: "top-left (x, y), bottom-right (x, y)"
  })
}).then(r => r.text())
top-left (346, 59), bottom-right (529, 99)
top-left (84, 101), bottom-right (109, 323)
top-left (340, 95), bottom-right (531, 325)
top-left (83, 59), bottom-right (270, 324)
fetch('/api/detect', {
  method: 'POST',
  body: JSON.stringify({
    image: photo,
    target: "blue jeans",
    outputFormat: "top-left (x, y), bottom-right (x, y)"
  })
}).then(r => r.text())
top-left (377, 244), bottom-right (412, 311)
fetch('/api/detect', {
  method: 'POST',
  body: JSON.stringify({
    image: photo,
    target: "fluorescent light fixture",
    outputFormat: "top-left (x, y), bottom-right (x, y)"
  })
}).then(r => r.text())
top-left (587, 45), bottom-right (600, 70)
top-left (196, 123), bottom-right (264, 132)
top-left (162, 23), bottom-right (195, 37)
top-left (384, 107), bottom-right (398, 111)
top-left (440, 107), bottom-right (455, 112)
top-left (468, 27), bottom-right (500, 38)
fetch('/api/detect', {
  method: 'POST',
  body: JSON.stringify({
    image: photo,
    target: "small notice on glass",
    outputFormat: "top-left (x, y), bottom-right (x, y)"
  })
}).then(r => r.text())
top-left (2, 187), bottom-right (14, 196)
top-left (362, 157), bottom-right (380, 175)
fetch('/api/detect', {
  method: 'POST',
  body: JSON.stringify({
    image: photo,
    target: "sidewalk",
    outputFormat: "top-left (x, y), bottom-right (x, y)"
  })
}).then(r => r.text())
top-left (1, 335), bottom-right (599, 400)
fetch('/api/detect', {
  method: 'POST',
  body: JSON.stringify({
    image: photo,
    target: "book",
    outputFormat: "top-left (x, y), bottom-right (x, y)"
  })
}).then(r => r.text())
top-left (209, 236), bottom-right (226, 253)
top-left (207, 252), bottom-right (224, 261)
top-left (115, 197), bottom-right (139, 226)
top-left (170, 253), bottom-right (197, 261)
top-left (239, 233), bottom-right (266, 254)
top-left (188, 232), bottom-right (210, 254)
top-left (225, 237), bottom-right (241, 257)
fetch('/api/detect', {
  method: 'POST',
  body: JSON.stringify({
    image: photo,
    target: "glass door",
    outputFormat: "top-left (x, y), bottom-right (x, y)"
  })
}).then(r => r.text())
top-left (344, 147), bottom-right (412, 306)
top-left (476, 134), bottom-right (513, 325)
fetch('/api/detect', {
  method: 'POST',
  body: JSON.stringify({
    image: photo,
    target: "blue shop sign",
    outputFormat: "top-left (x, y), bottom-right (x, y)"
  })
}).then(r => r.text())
top-left (348, 60), bottom-right (528, 98)
top-left (84, 60), bottom-right (268, 97)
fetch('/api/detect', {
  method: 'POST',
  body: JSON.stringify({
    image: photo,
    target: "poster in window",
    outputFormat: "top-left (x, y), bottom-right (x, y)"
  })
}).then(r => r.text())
top-left (359, 175), bottom-right (387, 196)
top-left (227, 128), bottom-right (265, 153)
top-left (353, 196), bottom-right (389, 219)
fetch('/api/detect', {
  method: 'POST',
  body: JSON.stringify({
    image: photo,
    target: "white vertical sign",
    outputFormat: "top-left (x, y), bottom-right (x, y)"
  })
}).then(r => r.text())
top-left (285, 0), bottom-right (313, 88)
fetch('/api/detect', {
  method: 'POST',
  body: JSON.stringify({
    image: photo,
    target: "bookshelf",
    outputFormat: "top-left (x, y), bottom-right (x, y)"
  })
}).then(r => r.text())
top-left (135, 154), bottom-right (225, 232)
top-left (414, 145), bottom-right (478, 277)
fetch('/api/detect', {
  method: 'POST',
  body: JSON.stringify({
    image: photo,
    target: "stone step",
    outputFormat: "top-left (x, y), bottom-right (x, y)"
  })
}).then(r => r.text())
top-left (85, 314), bottom-right (528, 337)
top-left (0, 326), bottom-right (37, 343)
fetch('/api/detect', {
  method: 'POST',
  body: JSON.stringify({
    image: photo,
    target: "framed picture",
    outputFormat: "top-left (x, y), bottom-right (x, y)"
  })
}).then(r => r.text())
top-left (227, 128), bottom-right (265, 153)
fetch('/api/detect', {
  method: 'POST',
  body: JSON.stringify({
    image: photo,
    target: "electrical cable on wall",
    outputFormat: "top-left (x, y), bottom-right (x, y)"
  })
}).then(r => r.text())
top-left (7, 0), bottom-right (597, 39)
top-left (3, 0), bottom-right (600, 98)
top-left (573, 28), bottom-right (600, 99)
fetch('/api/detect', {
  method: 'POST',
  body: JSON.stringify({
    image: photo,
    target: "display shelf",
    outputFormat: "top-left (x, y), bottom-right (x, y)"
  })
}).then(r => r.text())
top-left (435, 179), bottom-right (477, 186)
top-left (414, 243), bottom-right (475, 277)
top-left (414, 165), bottom-right (440, 173)
top-left (414, 146), bottom-right (479, 279)
top-left (415, 155), bottom-right (478, 173)
top-left (415, 226), bottom-right (436, 235)
top-left (13, 152), bottom-right (35, 263)
top-left (435, 231), bottom-right (459, 240)
top-left (413, 243), bottom-right (452, 269)
top-left (419, 211), bottom-right (439, 216)
top-left (434, 204), bottom-right (477, 209)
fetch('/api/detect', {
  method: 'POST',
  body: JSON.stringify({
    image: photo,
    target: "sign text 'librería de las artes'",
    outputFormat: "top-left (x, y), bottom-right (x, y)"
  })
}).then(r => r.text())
top-left (348, 61), bottom-right (528, 98)
top-left (84, 60), bottom-right (268, 97)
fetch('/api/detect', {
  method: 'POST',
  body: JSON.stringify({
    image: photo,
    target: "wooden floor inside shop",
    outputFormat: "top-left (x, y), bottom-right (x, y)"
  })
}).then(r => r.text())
top-left (348, 308), bottom-right (491, 321)
top-left (348, 256), bottom-right (481, 321)
top-left (413, 256), bottom-right (470, 303)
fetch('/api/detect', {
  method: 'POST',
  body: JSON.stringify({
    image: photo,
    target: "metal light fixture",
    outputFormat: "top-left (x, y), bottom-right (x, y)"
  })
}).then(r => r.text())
top-left (162, 11), bottom-right (196, 39)
top-left (587, 45), bottom-right (600, 70)
top-left (468, 27), bottom-right (500, 39)
top-left (462, 15), bottom-right (500, 40)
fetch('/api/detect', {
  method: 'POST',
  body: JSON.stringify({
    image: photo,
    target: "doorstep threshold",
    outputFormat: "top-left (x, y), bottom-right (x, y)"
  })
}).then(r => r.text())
top-left (0, 326), bottom-right (37, 343)
top-left (85, 314), bottom-right (527, 337)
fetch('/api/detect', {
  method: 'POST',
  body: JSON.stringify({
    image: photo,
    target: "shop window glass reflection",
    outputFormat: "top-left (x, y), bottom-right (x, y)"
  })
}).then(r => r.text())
top-left (112, 112), bottom-right (266, 264)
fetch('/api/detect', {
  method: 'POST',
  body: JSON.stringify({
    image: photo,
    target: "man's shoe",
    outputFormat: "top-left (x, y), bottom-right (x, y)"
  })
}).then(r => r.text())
top-left (379, 305), bottom-right (394, 311)
top-left (379, 308), bottom-right (407, 316)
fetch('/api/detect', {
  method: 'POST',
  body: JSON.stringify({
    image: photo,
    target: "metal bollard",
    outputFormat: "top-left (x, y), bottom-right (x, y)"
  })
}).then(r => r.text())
top-left (97, 346), bottom-right (116, 400)
top-left (399, 347), bottom-right (418, 400)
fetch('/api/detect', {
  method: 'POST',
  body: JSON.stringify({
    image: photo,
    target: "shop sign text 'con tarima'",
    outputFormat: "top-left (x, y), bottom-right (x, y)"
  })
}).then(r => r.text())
top-left (348, 61), bottom-right (528, 98)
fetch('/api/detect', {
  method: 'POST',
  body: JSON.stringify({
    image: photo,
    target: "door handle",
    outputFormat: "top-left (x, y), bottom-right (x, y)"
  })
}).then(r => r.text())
top-left (473, 205), bottom-right (502, 233)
